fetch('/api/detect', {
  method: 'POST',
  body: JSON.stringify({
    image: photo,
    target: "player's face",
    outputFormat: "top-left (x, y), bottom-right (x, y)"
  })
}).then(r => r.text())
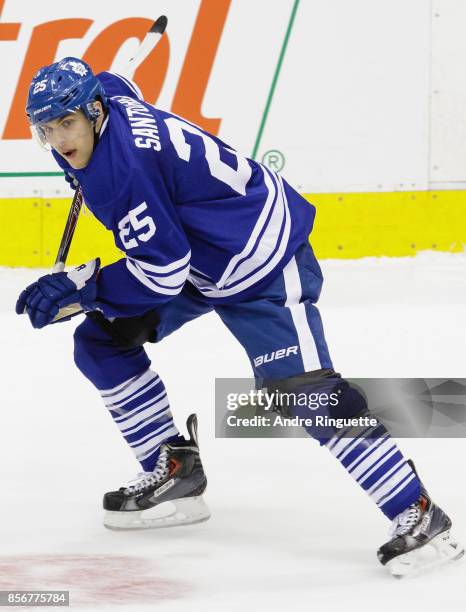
top-left (41, 107), bottom-right (101, 169)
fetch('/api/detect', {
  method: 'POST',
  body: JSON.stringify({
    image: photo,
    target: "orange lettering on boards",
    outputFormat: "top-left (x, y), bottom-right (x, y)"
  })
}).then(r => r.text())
top-left (1, 0), bottom-right (230, 140)
top-left (172, 0), bottom-right (231, 135)
top-left (82, 18), bottom-right (169, 104)
top-left (3, 19), bottom-right (93, 140)
top-left (0, 0), bottom-right (21, 41)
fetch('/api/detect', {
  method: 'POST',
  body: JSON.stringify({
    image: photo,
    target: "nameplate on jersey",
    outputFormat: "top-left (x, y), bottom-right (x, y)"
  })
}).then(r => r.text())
top-left (114, 96), bottom-right (162, 151)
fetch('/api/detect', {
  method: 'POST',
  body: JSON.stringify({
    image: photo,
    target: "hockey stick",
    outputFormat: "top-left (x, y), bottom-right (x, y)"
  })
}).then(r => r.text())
top-left (52, 187), bottom-right (84, 273)
top-left (52, 15), bottom-right (168, 321)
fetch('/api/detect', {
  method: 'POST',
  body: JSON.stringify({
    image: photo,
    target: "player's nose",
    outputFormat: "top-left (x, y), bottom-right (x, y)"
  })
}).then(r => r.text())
top-left (56, 134), bottom-right (69, 151)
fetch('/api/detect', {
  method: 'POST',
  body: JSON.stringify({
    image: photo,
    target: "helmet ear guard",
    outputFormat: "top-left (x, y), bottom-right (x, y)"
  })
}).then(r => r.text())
top-left (26, 57), bottom-right (107, 143)
top-left (85, 100), bottom-right (102, 123)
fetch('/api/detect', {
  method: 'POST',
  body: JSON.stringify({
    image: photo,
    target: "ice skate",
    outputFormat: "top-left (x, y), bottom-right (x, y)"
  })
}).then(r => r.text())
top-left (377, 461), bottom-right (464, 578)
top-left (103, 414), bottom-right (210, 530)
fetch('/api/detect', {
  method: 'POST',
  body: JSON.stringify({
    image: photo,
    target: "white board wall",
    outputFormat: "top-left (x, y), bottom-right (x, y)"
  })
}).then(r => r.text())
top-left (0, 0), bottom-right (464, 195)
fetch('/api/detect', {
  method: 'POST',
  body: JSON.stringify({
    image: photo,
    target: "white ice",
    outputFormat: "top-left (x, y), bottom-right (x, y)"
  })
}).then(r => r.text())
top-left (1, 252), bottom-right (465, 611)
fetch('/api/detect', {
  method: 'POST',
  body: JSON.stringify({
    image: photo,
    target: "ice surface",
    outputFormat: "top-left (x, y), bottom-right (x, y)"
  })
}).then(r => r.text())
top-left (1, 252), bottom-right (465, 611)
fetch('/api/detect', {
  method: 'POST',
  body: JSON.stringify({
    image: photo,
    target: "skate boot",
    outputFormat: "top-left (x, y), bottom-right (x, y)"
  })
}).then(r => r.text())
top-left (103, 414), bottom-right (210, 530)
top-left (377, 461), bottom-right (464, 577)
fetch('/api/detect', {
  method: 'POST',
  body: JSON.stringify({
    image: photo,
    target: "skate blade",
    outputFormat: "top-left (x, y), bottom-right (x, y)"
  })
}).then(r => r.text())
top-left (103, 495), bottom-right (211, 531)
top-left (386, 530), bottom-right (465, 579)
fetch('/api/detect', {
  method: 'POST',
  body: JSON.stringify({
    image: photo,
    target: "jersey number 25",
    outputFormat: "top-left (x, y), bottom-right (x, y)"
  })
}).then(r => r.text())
top-left (118, 202), bottom-right (156, 249)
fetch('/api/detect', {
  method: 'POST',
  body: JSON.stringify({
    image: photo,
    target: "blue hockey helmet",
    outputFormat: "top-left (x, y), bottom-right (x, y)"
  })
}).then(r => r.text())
top-left (26, 57), bottom-right (106, 148)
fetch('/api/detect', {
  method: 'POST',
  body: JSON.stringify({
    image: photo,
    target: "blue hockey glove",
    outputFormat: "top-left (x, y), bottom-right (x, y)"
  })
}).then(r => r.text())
top-left (15, 258), bottom-right (101, 329)
top-left (64, 170), bottom-right (78, 191)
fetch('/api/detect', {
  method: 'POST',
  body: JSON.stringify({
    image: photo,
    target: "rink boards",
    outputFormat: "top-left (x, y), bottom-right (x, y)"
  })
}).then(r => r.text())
top-left (0, 189), bottom-right (464, 267)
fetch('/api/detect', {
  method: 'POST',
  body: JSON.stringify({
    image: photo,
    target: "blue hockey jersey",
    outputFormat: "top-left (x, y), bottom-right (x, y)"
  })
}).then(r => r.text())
top-left (52, 72), bottom-right (317, 317)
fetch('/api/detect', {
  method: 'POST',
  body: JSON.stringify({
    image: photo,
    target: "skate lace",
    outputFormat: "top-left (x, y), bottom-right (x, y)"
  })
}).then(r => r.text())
top-left (123, 447), bottom-right (170, 495)
top-left (389, 501), bottom-right (422, 537)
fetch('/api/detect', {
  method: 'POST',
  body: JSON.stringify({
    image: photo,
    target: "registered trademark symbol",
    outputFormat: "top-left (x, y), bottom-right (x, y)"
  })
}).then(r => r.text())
top-left (262, 149), bottom-right (285, 172)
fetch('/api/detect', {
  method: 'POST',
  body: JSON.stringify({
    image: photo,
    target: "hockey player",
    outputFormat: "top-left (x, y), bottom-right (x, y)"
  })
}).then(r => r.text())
top-left (16, 57), bottom-right (463, 577)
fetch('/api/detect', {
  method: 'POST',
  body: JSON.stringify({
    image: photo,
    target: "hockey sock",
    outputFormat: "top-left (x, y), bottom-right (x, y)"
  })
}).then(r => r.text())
top-left (99, 368), bottom-right (181, 472)
top-left (267, 371), bottom-right (422, 520)
top-left (325, 422), bottom-right (421, 520)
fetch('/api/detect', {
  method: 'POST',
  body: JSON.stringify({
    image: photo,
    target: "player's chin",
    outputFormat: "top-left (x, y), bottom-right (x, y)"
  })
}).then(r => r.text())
top-left (67, 154), bottom-right (88, 170)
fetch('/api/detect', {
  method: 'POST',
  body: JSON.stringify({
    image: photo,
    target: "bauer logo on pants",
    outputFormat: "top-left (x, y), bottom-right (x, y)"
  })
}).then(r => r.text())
top-left (253, 345), bottom-right (299, 367)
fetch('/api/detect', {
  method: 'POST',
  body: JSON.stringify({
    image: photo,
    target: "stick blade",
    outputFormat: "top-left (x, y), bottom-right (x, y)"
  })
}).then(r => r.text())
top-left (151, 15), bottom-right (168, 35)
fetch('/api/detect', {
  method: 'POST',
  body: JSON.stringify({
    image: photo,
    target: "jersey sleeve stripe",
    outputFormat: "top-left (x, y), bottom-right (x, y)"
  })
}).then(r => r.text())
top-left (129, 258), bottom-right (190, 287)
top-left (127, 251), bottom-right (191, 274)
top-left (126, 259), bottom-right (189, 295)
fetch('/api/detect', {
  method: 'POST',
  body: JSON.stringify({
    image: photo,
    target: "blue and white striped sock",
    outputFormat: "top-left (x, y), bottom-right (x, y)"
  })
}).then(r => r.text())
top-left (326, 421), bottom-right (421, 519)
top-left (99, 369), bottom-right (181, 472)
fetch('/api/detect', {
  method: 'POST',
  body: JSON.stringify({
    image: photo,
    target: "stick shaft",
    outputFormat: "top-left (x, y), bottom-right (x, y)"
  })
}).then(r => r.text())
top-left (53, 186), bottom-right (84, 272)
